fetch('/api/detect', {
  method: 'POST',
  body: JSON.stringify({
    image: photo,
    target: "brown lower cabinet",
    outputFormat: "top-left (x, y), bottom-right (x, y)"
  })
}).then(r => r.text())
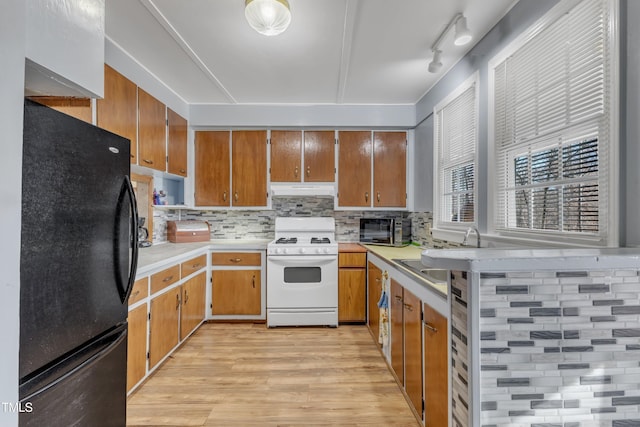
top-left (390, 279), bottom-right (404, 384)
top-left (367, 262), bottom-right (383, 344)
top-left (212, 270), bottom-right (261, 315)
top-left (180, 273), bottom-right (206, 340)
top-left (338, 251), bottom-right (367, 323)
top-left (126, 304), bottom-right (148, 392)
top-left (403, 289), bottom-right (423, 419)
top-left (424, 302), bottom-right (449, 427)
top-left (149, 287), bottom-right (181, 369)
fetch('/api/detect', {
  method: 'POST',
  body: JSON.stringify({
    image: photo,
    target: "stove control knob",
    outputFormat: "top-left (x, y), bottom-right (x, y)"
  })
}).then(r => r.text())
top-left (283, 248), bottom-right (288, 254)
top-left (316, 248), bottom-right (323, 254)
top-left (300, 248), bottom-right (306, 254)
top-left (323, 248), bottom-right (330, 254)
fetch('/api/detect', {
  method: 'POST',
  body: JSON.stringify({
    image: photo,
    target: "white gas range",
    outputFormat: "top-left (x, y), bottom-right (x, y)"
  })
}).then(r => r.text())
top-left (266, 217), bottom-right (338, 328)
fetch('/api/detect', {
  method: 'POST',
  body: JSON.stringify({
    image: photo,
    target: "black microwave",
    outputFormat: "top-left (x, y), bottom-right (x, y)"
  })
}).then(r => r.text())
top-left (359, 218), bottom-right (411, 247)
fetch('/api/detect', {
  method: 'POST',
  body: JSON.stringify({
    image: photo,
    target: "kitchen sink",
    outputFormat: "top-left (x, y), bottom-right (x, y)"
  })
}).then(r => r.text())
top-left (392, 259), bottom-right (448, 284)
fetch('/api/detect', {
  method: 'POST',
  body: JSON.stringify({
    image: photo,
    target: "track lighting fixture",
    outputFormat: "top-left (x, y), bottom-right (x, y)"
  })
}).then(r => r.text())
top-left (428, 13), bottom-right (473, 73)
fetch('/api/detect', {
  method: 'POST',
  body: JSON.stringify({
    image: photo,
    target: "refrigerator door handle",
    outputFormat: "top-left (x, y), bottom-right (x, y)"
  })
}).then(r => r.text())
top-left (116, 176), bottom-right (139, 304)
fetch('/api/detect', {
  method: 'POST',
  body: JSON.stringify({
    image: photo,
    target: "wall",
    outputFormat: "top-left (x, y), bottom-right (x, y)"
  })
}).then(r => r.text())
top-left (0, 0), bottom-right (25, 424)
top-left (623, 0), bottom-right (640, 246)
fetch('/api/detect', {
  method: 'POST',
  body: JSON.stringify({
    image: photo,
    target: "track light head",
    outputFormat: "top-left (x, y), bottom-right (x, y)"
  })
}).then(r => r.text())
top-left (454, 15), bottom-right (472, 46)
top-left (428, 50), bottom-right (443, 73)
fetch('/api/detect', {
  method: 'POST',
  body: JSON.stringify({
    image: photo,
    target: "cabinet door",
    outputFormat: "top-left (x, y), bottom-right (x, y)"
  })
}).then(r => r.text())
top-left (270, 130), bottom-right (301, 182)
top-left (126, 304), bottom-right (147, 392)
top-left (212, 270), bottom-right (261, 315)
top-left (167, 108), bottom-right (188, 177)
top-left (338, 131), bottom-right (372, 207)
top-left (338, 268), bottom-right (366, 323)
top-left (390, 279), bottom-right (404, 384)
top-left (96, 65), bottom-right (137, 164)
top-left (424, 303), bottom-right (448, 427)
top-left (232, 130), bottom-right (267, 206)
top-left (367, 262), bottom-right (382, 344)
top-left (404, 289), bottom-right (423, 418)
top-left (30, 97), bottom-right (92, 124)
top-left (180, 273), bottom-right (206, 340)
top-left (373, 131), bottom-right (406, 207)
top-left (149, 288), bottom-right (180, 369)
top-left (138, 88), bottom-right (166, 171)
top-left (304, 130), bottom-right (335, 182)
top-left (195, 131), bottom-right (230, 206)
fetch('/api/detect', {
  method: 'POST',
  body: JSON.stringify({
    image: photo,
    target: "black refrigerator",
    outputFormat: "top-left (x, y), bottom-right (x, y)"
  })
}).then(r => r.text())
top-left (19, 99), bottom-right (139, 426)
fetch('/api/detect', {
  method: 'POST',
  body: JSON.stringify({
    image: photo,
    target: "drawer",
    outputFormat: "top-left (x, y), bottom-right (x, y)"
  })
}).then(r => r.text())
top-left (212, 252), bottom-right (261, 266)
top-left (339, 252), bottom-right (367, 268)
top-left (128, 277), bottom-right (148, 306)
top-left (150, 264), bottom-right (180, 294)
top-left (181, 254), bottom-right (207, 277)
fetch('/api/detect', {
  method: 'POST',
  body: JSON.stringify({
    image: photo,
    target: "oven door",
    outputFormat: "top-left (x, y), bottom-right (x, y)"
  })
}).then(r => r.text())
top-left (267, 255), bottom-right (338, 308)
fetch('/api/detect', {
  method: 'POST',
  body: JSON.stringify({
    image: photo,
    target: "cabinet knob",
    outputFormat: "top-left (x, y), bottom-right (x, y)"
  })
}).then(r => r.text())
top-left (306, 166), bottom-right (311, 177)
top-left (180, 168), bottom-right (186, 174)
top-left (394, 295), bottom-right (402, 302)
top-left (176, 293), bottom-right (180, 310)
top-left (377, 192), bottom-right (381, 202)
top-left (252, 275), bottom-right (256, 288)
top-left (365, 192), bottom-right (369, 202)
top-left (294, 166), bottom-right (299, 178)
top-left (223, 191), bottom-right (227, 202)
top-left (234, 192), bottom-right (239, 202)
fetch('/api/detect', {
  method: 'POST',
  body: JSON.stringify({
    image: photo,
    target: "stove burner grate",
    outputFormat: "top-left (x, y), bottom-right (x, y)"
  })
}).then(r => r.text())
top-left (275, 237), bottom-right (297, 244)
top-left (310, 237), bottom-right (331, 244)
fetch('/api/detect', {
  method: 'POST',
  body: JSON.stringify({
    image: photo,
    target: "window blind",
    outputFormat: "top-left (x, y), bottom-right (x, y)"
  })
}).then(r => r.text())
top-left (435, 79), bottom-right (477, 227)
top-left (492, 0), bottom-right (612, 240)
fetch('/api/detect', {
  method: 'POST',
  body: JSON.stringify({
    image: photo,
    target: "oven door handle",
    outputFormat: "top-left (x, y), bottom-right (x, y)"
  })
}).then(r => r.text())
top-left (267, 255), bottom-right (337, 265)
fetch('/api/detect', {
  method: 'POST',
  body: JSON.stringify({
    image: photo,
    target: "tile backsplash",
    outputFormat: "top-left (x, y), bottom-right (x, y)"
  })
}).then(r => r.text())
top-left (153, 197), bottom-right (409, 243)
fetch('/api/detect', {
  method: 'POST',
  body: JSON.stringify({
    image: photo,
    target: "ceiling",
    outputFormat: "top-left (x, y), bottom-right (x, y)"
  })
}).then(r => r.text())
top-left (105, 0), bottom-right (516, 106)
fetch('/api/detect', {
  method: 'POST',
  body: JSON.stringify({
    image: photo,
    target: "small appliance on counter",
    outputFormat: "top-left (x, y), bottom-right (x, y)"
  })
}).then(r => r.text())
top-left (359, 217), bottom-right (411, 247)
top-left (167, 220), bottom-right (211, 243)
top-left (138, 217), bottom-right (152, 248)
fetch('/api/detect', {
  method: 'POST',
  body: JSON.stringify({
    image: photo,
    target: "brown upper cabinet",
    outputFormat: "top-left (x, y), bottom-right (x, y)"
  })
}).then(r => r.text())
top-left (97, 65), bottom-right (138, 164)
top-left (304, 130), bottom-right (335, 182)
top-left (194, 130), bottom-right (267, 207)
top-left (137, 88), bottom-right (166, 172)
top-left (270, 130), bottom-right (335, 183)
top-left (194, 131), bottom-right (231, 207)
top-left (338, 131), bottom-right (372, 207)
top-left (270, 130), bottom-right (301, 182)
top-left (29, 97), bottom-right (92, 124)
top-left (373, 131), bottom-right (407, 207)
top-left (167, 108), bottom-right (188, 177)
top-left (232, 130), bottom-right (268, 207)
top-left (337, 130), bottom-right (406, 208)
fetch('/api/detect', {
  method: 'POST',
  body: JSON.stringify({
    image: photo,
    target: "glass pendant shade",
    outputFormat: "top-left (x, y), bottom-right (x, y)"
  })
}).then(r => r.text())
top-left (245, 0), bottom-right (291, 36)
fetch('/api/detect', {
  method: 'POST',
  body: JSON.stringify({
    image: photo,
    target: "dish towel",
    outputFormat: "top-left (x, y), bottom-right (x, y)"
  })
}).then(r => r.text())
top-left (377, 270), bottom-right (390, 348)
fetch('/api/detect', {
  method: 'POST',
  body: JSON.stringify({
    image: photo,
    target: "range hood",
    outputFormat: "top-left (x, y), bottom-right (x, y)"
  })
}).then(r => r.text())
top-left (270, 184), bottom-right (335, 198)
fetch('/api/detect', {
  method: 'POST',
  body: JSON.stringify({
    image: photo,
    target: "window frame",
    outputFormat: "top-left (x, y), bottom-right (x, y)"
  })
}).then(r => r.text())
top-left (487, 0), bottom-right (619, 247)
top-left (432, 71), bottom-right (480, 233)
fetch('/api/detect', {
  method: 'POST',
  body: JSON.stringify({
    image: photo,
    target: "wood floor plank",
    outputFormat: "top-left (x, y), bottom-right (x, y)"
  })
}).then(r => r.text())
top-left (127, 323), bottom-right (420, 426)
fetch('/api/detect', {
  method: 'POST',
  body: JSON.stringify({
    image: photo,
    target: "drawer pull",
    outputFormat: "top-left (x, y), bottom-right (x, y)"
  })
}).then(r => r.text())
top-left (365, 191), bottom-right (369, 202)
top-left (394, 295), bottom-right (402, 302)
top-left (234, 192), bottom-right (239, 202)
top-left (223, 191), bottom-right (227, 202)
top-left (294, 166), bottom-right (299, 177)
top-left (403, 303), bottom-right (413, 312)
top-left (143, 159), bottom-right (153, 165)
top-left (230, 258), bottom-right (242, 263)
top-left (131, 290), bottom-right (140, 298)
top-left (162, 275), bottom-right (174, 283)
top-left (377, 192), bottom-right (381, 202)
top-left (191, 263), bottom-right (201, 269)
top-left (252, 275), bottom-right (256, 288)
top-left (176, 293), bottom-right (180, 310)
top-left (424, 322), bottom-right (438, 333)
top-left (184, 290), bottom-right (189, 304)
top-left (306, 166), bottom-right (311, 177)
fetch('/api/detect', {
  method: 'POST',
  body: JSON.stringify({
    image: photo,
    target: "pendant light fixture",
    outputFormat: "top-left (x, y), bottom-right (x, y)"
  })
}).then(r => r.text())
top-left (245, 0), bottom-right (291, 36)
top-left (428, 13), bottom-right (472, 73)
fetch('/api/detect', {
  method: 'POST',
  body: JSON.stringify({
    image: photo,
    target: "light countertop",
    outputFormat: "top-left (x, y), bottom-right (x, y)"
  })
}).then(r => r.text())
top-left (137, 239), bottom-right (271, 275)
top-left (362, 244), bottom-right (448, 296)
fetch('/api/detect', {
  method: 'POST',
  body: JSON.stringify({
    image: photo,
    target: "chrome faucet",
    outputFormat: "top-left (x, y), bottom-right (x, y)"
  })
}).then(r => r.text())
top-left (462, 226), bottom-right (481, 248)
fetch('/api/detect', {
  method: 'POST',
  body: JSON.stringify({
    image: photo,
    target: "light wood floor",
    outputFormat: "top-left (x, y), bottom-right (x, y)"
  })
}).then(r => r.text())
top-left (127, 323), bottom-right (420, 427)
